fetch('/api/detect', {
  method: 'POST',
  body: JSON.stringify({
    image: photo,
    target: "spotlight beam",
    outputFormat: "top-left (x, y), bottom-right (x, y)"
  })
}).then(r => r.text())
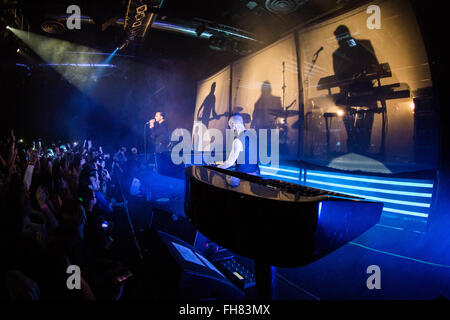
top-left (7, 26), bottom-right (111, 90)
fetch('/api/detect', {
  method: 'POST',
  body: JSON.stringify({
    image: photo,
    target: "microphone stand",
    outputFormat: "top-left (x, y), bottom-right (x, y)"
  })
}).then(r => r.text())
top-left (282, 61), bottom-right (286, 112)
top-left (117, 170), bottom-right (144, 262)
top-left (304, 47), bottom-right (323, 154)
top-left (305, 48), bottom-right (322, 89)
top-left (279, 61), bottom-right (288, 145)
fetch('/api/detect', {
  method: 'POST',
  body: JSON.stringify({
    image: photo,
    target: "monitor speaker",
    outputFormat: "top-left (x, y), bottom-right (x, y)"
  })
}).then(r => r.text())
top-left (144, 230), bottom-right (244, 300)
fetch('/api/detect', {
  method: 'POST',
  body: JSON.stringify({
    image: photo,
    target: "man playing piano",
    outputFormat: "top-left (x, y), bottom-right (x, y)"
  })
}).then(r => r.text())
top-left (215, 114), bottom-right (260, 175)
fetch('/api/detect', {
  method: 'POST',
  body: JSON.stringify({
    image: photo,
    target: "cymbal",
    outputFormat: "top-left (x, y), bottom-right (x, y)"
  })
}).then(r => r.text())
top-left (267, 109), bottom-right (298, 117)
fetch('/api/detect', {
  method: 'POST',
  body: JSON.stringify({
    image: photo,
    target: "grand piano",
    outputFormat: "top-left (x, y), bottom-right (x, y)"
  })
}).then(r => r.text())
top-left (185, 165), bottom-right (383, 298)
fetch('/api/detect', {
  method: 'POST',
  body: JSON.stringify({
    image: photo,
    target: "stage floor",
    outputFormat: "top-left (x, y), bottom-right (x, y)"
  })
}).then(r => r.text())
top-left (114, 169), bottom-right (450, 300)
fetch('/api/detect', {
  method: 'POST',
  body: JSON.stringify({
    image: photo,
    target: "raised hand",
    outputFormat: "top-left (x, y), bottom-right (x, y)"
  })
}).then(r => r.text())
top-left (103, 168), bottom-right (111, 181)
top-left (28, 151), bottom-right (38, 166)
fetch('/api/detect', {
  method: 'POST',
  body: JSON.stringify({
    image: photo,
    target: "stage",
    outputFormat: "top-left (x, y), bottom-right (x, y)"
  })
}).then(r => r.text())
top-left (110, 162), bottom-right (450, 300)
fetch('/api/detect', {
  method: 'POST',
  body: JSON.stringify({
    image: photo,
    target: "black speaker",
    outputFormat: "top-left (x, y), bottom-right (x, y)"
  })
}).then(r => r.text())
top-left (144, 230), bottom-right (244, 300)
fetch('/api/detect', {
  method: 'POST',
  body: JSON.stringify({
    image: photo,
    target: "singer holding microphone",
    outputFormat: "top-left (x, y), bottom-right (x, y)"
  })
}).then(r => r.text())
top-left (148, 111), bottom-right (171, 173)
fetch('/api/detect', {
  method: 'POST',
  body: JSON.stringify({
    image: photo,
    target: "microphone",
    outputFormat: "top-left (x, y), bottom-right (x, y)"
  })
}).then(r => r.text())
top-left (314, 46), bottom-right (324, 56)
top-left (312, 46), bottom-right (324, 63)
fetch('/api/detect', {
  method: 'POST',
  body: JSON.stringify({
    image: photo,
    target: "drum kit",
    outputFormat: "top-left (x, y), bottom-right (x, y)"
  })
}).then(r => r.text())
top-left (267, 103), bottom-right (297, 144)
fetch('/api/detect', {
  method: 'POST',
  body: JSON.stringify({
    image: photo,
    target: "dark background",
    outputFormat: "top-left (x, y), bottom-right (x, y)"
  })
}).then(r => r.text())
top-left (0, 0), bottom-right (446, 159)
top-left (0, 0), bottom-right (374, 149)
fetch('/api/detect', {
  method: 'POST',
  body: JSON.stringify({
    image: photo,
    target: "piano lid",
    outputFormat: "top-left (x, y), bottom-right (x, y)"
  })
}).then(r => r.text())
top-left (187, 165), bottom-right (370, 203)
top-left (187, 165), bottom-right (337, 202)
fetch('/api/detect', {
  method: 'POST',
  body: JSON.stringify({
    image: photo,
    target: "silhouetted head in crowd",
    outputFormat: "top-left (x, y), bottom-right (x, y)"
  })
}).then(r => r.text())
top-left (60, 199), bottom-right (86, 228)
top-left (79, 166), bottom-right (100, 192)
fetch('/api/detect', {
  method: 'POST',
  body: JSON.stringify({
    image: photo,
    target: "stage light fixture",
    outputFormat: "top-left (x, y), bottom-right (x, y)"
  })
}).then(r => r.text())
top-left (265, 0), bottom-right (303, 14)
top-left (16, 48), bottom-right (20, 53)
top-left (208, 36), bottom-right (228, 51)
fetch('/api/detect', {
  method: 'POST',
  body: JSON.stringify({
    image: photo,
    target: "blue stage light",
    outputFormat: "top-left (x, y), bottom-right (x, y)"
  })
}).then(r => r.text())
top-left (306, 181), bottom-right (429, 207)
top-left (259, 164), bottom-right (434, 220)
top-left (318, 202), bottom-right (322, 219)
top-left (382, 207), bottom-right (428, 218)
top-left (305, 179), bottom-right (432, 198)
top-left (306, 171), bottom-right (433, 188)
top-left (103, 47), bottom-right (119, 65)
top-left (348, 242), bottom-right (450, 268)
top-left (259, 171), bottom-right (300, 181)
top-left (259, 165), bottom-right (301, 174)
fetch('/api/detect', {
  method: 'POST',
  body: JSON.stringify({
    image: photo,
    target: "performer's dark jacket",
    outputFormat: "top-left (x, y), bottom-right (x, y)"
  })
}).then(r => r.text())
top-left (150, 121), bottom-right (170, 154)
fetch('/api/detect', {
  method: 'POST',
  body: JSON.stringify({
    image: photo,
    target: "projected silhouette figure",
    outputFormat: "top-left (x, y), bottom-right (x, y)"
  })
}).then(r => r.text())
top-left (251, 81), bottom-right (282, 131)
top-left (332, 25), bottom-right (380, 154)
top-left (197, 82), bottom-right (218, 128)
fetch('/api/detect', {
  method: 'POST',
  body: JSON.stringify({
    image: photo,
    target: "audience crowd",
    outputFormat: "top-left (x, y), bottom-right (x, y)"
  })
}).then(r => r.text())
top-left (0, 130), bottom-right (142, 300)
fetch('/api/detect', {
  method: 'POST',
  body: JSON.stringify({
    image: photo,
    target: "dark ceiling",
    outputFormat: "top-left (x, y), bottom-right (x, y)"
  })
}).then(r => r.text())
top-left (0, 0), bottom-right (370, 78)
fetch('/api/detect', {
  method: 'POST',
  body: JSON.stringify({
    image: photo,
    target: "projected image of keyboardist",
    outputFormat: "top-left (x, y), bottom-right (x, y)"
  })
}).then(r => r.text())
top-left (215, 114), bottom-right (259, 175)
top-left (332, 25), bottom-right (380, 153)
